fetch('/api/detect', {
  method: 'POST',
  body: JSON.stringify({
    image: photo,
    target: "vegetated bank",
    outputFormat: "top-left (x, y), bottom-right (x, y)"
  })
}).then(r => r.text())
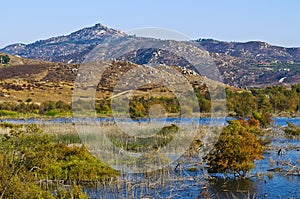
top-left (0, 84), bottom-right (299, 119)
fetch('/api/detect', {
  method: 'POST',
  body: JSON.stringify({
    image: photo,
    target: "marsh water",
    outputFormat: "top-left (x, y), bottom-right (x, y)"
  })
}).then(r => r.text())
top-left (2, 117), bottom-right (300, 198)
top-left (82, 136), bottom-right (300, 199)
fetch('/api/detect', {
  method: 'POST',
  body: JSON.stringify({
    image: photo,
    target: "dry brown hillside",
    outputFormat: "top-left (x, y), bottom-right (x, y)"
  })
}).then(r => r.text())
top-left (0, 55), bottom-right (232, 104)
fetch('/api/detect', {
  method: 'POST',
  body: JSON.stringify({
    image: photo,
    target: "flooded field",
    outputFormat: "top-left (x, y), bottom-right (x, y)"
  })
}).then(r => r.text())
top-left (1, 117), bottom-right (299, 198)
top-left (78, 137), bottom-right (299, 198)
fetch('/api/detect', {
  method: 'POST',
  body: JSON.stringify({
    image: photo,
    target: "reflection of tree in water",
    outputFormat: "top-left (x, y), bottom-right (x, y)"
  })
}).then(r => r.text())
top-left (203, 178), bottom-right (257, 198)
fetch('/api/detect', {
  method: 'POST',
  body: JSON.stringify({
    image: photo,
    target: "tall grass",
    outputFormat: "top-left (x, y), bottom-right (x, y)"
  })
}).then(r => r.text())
top-left (55, 133), bottom-right (81, 144)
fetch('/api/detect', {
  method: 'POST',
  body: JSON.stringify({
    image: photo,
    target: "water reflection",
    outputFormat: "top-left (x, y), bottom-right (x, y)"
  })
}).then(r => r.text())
top-left (205, 178), bottom-right (257, 198)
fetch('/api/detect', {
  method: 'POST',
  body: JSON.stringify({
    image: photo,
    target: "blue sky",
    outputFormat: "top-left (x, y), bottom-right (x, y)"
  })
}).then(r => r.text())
top-left (1, 0), bottom-right (300, 48)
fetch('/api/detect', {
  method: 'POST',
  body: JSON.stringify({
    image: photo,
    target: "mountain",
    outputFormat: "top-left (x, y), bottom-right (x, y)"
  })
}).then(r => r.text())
top-left (1, 24), bottom-right (300, 87)
top-left (1, 23), bottom-right (125, 63)
top-left (196, 39), bottom-right (300, 62)
top-left (195, 39), bottom-right (300, 87)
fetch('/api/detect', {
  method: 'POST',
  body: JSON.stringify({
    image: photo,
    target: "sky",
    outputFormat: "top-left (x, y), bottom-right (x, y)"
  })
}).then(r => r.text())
top-left (1, 0), bottom-right (300, 48)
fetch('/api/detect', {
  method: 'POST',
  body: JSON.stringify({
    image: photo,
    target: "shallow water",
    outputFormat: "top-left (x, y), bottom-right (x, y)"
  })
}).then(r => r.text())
top-left (1, 117), bottom-right (299, 198)
top-left (81, 137), bottom-right (300, 198)
top-left (80, 136), bottom-right (300, 198)
top-left (2, 116), bottom-right (299, 126)
top-left (208, 137), bottom-right (300, 198)
top-left (87, 118), bottom-right (300, 198)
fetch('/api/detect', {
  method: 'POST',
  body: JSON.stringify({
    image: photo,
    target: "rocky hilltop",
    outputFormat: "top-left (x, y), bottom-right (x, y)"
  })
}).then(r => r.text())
top-left (1, 24), bottom-right (300, 87)
top-left (1, 24), bottom-right (125, 63)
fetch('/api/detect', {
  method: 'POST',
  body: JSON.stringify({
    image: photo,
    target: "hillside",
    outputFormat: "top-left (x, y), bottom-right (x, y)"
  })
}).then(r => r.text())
top-left (1, 24), bottom-right (300, 87)
top-left (0, 56), bottom-right (77, 102)
top-left (0, 56), bottom-right (215, 103)
top-left (196, 39), bottom-right (300, 87)
top-left (0, 53), bottom-right (47, 66)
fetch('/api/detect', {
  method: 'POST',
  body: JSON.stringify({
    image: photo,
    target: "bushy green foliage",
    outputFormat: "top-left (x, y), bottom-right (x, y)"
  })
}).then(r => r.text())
top-left (2, 178), bottom-right (55, 199)
top-left (45, 109), bottom-right (60, 116)
top-left (0, 100), bottom-right (71, 117)
top-left (0, 123), bottom-right (119, 198)
top-left (40, 100), bottom-right (71, 115)
top-left (0, 110), bottom-right (18, 117)
top-left (227, 84), bottom-right (300, 117)
top-left (74, 84), bottom-right (300, 118)
top-left (227, 91), bottom-right (257, 117)
top-left (0, 55), bottom-right (10, 65)
top-left (204, 120), bottom-right (264, 177)
top-left (252, 112), bottom-right (272, 128)
top-left (128, 96), bottom-right (180, 118)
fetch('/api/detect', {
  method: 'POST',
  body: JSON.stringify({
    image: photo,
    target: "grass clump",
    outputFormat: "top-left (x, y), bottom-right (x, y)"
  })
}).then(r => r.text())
top-left (0, 110), bottom-right (18, 117)
top-left (109, 124), bottom-right (179, 152)
top-left (284, 122), bottom-right (300, 136)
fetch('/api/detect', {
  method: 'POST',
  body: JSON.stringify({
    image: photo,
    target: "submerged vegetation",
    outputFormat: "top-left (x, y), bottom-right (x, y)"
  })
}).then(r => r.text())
top-left (284, 122), bottom-right (300, 136)
top-left (109, 124), bottom-right (179, 152)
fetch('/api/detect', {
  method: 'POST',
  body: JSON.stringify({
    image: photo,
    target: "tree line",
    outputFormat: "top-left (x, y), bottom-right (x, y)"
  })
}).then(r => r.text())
top-left (0, 100), bottom-right (71, 117)
top-left (0, 84), bottom-right (300, 118)
top-left (227, 84), bottom-right (300, 117)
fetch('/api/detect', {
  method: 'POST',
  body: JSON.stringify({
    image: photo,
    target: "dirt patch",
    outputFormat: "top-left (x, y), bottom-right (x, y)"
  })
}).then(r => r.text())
top-left (0, 64), bottom-right (48, 80)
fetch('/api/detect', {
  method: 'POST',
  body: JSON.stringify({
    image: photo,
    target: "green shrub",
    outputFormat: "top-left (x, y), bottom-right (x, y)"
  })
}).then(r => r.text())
top-left (0, 54), bottom-right (10, 64)
top-left (0, 110), bottom-right (18, 117)
top-left (0, 123), bottom-right (119, 198)
top-left (45, 109), bottom-right (60, 116)
top-left (204, 120), bottom-right (264, 177)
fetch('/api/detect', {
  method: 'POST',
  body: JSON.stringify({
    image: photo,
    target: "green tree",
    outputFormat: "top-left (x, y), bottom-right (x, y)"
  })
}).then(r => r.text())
top-left (252, 112), bottom-right (272, 128)
top-left (235, 91), bottom-right (257, 117)
top-left (204, 120), bottom-right (264, 177)
top-left (256, 94), bottom-right (272, 113)
top-left (0, 55), bottom-right (10, 64)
